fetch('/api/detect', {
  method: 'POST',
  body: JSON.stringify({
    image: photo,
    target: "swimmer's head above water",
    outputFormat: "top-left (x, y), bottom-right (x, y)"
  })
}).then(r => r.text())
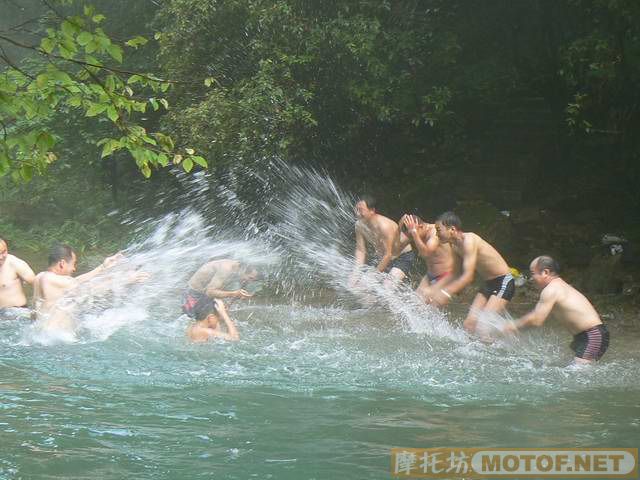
top-left (48, 244), bottom-right (77, 275)
top-left (434, 211), bottom-right (462, 243)
top-left (529, 255), bottom-right (560, 289)
top-left (355, 194), bottom-right (377, 220)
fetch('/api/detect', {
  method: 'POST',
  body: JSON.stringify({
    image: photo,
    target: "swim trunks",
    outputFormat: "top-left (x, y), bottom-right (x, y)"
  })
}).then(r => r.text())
top-left (385, 251), bottom-right (416, 275)
top-left (570, 324), bottom-right (609, 361)
top-left (182, 289), bottom-right (218, 321)
top-left (478, 273), bottom-right (515, 301)
top-left (427, 271), bottom-right (451, 285)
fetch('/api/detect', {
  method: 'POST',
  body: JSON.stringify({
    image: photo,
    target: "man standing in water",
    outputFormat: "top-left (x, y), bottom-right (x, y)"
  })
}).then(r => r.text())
top-left (349, 195), bottom-right (415, 288)
top-left (503, 256), bottom-right (609, 363)
top-left (33, 245), bottom-right (123, 333)
top-left (0, 238), bottom-right (36, 315)
top-left (183, 259), bottom-right (258, 342)
top-left (396, 215), bottom-right (456, 304)
top-left (431, 212), bottom-right (515, 334)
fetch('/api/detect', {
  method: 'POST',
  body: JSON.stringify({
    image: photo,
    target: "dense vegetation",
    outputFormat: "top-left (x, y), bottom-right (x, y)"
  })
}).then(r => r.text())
top-left (1, 0), bottom-right (639, 277)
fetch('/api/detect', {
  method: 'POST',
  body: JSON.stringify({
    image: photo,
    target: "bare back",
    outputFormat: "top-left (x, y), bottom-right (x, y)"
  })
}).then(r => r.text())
top-left (357, 214), bottom-right (411, 258)
top-left (33, 272), bottom-right (78, 330)
top-left (453, 232), bottom-right (509, 280)
top-left (187, 259), bottom-right (238, 293)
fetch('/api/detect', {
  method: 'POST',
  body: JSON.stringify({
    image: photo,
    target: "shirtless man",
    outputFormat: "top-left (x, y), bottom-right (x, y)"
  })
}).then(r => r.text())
top-left (183, 259), bottom-right (258, 342)
top-left (186, 298), bottom-right (239, 342)
top-left (396, 215), bottom-right (456, 304)
top-left (503, 256), bottom-right (609, 363)
top-left (431, 212), bottom-right (515, 334)
top-left (33, 245), bottom-right (122, 332)
top-left (0, 238), bottom-right (36, 314)
top-left (349, 195), bottom-right (415, 287)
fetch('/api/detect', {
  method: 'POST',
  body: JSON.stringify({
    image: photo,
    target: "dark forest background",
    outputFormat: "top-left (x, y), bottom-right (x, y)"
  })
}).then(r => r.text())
top-left (2, 0), bottom-right (640, 295)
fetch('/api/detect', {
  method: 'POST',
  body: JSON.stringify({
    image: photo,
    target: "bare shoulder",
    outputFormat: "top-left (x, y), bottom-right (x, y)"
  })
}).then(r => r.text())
top-left (6, 254), bottom-right (21, 269)
top-left (463, 232), bottom-right (479, 250)
top-left (377, 214), bottom-right (399, 233)
top-left (541, 281), bottom-right (561, 301)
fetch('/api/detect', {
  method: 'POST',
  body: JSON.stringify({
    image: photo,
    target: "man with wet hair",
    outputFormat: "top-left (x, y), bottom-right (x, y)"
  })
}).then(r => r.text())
top-left (183, 259), bottom-right (258, 342)
top-left (395, 215), bottom-right (456, 304)
top-left (432, 212), bottom-right (515, 334)
top-left (33, 245), bottom-right (123, 332)
top-left (349, 194), bottom-right (416, 287)
top-left (503, 256), bottom-right (609, 363)
top-left (0, 237), bottom-right (36, 315)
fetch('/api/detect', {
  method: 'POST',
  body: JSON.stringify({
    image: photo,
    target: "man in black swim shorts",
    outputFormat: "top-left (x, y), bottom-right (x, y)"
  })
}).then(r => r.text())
top-left (350, 195), bottom-right (416, 288)
top-left (503, 256), bottom-right (609, 364)
top-left (432, 212), bottom-right (516, 335)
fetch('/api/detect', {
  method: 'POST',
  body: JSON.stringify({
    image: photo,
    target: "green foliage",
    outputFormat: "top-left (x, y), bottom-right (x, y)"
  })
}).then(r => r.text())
top-left (0, 1), bottom-right (207, 180)
top-left (156, 0), bottom-right (459, 168)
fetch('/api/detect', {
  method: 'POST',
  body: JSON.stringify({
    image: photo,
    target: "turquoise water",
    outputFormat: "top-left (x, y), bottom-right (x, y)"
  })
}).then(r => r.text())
top-left (2, 302), bottom-right (639, 479)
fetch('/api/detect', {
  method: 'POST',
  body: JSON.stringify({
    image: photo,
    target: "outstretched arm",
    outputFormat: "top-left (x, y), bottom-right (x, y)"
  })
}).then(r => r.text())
top-left (505, 287), bottom-right (556, 333)
top-left (205, 269), bottom-right (253, 299)
top-left (75, 252), bottom-right (123, 283)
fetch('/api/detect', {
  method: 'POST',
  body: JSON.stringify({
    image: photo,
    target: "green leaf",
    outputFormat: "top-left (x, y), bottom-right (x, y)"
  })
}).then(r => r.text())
top-left (159, 98), bottom-right (169, 110)
top-left (83, 5), bottom-right (95, 17)
top-left (141, 163), bottom-right (151, 178)
top-left (85, 103), bottom-right (107, 117)
top-left (20, 164), bottom-right (34, 181)
top-left (125, 36), bottom-right (148, 48)
top-left (36, 74), bottom-right (48, 89)
top-left (149, 98), bottom-right (159, 111)
top-left (182, 158), bottom-right (193, 173)
top-left (204, 77), bottom-right (213, 87)
top-left (86, 39), bottom-right (98, 53)
top-left (101, 139), bottom-right (120, 158)
top-left (157, 153), bottom-right (169, 167)
top-left (61, 20), bottom-right (75, 37)
top-left (106, 106), bottom-right (119, 122)
top-left (41, 38), bottom-right (55, 54)
top-left (92, 14), bottom-right (106, 23)
top-left (185, 148), bottom-right (195, 155)
top-left (106, 44), bottom-right (123, 63)
top-left (77, 31), bottom-right (93, 46)
top-left (191, 156), bottom-right (208, 168)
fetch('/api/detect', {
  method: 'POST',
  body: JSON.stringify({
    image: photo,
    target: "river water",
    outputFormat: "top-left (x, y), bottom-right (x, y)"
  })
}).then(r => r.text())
top-left (1, 302), bottom-right (639, 479)
top-left (1, 163), bottom-right (639, 478)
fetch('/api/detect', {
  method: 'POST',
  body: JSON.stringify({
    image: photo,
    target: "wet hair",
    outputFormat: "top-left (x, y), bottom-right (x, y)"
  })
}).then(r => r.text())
top-left (534, 255), bottom-right (560, 275)
top-left (357, 194), bottom-right (377, 211)
top-left (48, 244), bottom-right (75, 266)
top-left (436, 211), bottom-right (462, 229)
